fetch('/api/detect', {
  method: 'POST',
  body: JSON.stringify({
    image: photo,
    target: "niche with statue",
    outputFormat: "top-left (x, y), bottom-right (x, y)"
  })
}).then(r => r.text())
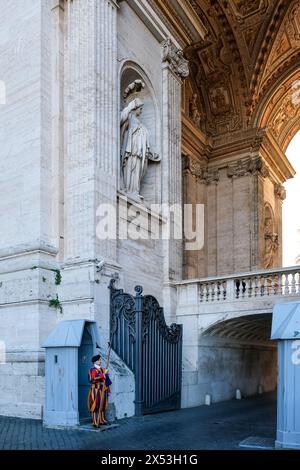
top-left (120, 65), bottom-right (161, 205)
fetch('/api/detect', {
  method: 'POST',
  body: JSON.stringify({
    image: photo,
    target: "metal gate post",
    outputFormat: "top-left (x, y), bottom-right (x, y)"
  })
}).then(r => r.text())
top-left (134, 285), bottom-right (143, 416)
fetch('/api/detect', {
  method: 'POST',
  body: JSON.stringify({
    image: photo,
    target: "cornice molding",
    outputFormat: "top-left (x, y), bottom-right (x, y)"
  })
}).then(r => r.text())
top-left (208, 128), bottom-right (295, 184)
top-left (126, 0), bottom-right (181, 46)
top-left (151, 0), bottom-right (206, 47)
top-left (260, 130), bottom-right (296, 182)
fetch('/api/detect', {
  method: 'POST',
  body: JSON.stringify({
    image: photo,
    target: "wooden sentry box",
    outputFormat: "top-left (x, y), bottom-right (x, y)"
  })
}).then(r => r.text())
top-left (272, 302), bottom-right (300, 449)
top-left (42, 320), bottom-right (100, 428)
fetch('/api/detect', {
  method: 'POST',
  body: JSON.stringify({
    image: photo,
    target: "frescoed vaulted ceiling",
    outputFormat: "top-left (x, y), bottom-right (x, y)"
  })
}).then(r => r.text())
top-left (152, 0), bottom-right (300, 150)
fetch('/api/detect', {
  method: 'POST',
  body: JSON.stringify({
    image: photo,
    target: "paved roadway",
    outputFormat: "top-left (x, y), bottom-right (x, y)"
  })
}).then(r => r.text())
top-left (0, 393), bottom-right (276, 450)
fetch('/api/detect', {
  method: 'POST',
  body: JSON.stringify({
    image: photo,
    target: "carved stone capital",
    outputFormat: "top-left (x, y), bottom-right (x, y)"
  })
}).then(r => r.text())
top-left (183, 154), bottom-right (202, 177)
top-left (183, 155), bottom-right (219, 185)
top-left (200, 168), bottom-right (219, 185)
top-left (162, 39), bottom-right (189, 79)
top-left (274, 183), bottom-right (286, 201)
top-left (253, 157), bottom-right (270, 178)
top-left (227, 156), bottom-right (270, 179)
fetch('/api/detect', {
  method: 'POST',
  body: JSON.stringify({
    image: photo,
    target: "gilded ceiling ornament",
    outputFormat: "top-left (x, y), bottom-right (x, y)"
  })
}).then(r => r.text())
top-left (271, 93), bottom-right (298, 138)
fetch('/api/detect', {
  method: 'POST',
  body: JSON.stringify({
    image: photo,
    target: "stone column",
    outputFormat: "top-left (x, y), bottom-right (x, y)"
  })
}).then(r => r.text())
top-left (63, 0), bottom-right (119, 340)
top-left (51, 0), bottom-right (65, 259)
top-left (161, 39), bottom-right (189, 322)
top-left (226, 156), bottom-right (270, 272)
top-left (182, 155), bottom-right (200, 280)
top-left (182, 155), bottom-right (219, 279)
top-left (274, 184), bottom-right (286, 266)
top-left (252, 160), bottom-right (268, 270)
top-left (64, 0), bottom-right (118, 263)
top-left (93, 0), bottom-right (120, 344)
top-left (0, 0), bottom-right (59, 420)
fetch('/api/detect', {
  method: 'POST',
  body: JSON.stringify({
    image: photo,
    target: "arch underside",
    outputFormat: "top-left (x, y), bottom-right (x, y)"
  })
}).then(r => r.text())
top-left (203, 313), bottom-right (273, 343)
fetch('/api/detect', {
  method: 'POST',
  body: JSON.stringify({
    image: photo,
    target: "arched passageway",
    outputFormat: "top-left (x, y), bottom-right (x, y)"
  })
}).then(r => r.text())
top-left (199, 314), bottom-right (277, 402)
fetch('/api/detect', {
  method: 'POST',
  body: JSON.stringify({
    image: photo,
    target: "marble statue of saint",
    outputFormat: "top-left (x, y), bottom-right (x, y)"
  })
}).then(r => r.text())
top-left (120, 97), bottom-right (160, 200)
top-left (264, 218), bottom-right (279, 269)
top-left (189, 93), bottom-right (201, 128)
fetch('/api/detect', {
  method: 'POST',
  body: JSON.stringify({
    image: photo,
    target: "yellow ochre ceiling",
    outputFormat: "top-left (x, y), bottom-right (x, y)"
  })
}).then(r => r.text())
top-left (153, 0), bottom-right (300, 149)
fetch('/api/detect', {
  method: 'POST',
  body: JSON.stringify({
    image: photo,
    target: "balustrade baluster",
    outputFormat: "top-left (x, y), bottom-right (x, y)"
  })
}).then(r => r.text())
top-left (254, 276), bottom-right (259, 297)
top-left (235, 279), bottom-right (240, 299)
top-left (211, 282), bottom-right (215, 302)
top-left (248, 277), bottom-right (253, 298)
top-left (291, 273), bottom-right (297, 294)
top-left (284, 273), bottom-right (289, 295)
top-left (199, 284), bottom-right (204, 303)
top-left (223, 281), bottom-right (227, 300)
top-left (217, 282), bottom-right (221, 301)
top-left (273, 273), bottom-right (279, 295)
top-left (266, 274), bottom-right (272, 295)
top-left (260, 275), bottom-right (265, 296)
top-left (241, 279), bottom-right (246, 298)
top-left (205, 283), bottom-right (210, 302)
top-left (279, 272), bottom-right (284, 295)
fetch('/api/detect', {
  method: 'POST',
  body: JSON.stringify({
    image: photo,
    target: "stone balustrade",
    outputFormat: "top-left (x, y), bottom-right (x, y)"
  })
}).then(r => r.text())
top-left (178, 266), bottom-right (300, 305)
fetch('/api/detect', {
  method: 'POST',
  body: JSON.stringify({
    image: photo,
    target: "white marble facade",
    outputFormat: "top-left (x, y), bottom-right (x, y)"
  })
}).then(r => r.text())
top-left (1, 0), bottom-right (290, 423)
top-left (0, 0), bottom-right (188, 419)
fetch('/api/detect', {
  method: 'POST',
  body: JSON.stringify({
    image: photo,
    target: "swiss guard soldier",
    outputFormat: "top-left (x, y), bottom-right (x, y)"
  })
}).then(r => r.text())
top-left (87, 354), bottom-right (112, 427)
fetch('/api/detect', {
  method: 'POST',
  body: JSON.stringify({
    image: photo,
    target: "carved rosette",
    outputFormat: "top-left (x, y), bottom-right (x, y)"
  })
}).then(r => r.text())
top-left (162, 38), bottom-right (189, 79)
top-left (227, 156), bottom-right (270, 179)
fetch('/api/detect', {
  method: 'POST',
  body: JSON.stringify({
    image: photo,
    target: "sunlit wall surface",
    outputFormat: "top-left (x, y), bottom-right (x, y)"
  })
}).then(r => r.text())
top-left (283, 131), bottom-right (300, 266)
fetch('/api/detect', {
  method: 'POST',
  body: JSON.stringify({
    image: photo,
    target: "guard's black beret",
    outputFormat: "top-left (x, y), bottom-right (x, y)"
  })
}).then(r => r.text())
top-left (92, 354), bottom-right (101, 363)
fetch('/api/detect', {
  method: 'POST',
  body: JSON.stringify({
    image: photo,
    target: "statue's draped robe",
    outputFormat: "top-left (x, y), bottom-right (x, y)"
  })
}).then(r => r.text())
top-left (120, 106), bottom-right (149, 197)
top-left (87, 367), bottom-right (112, 426)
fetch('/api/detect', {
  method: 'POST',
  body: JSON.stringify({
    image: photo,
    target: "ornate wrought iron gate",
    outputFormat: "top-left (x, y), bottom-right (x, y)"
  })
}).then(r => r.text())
top-left (109, 280), bottom-right (183, 415)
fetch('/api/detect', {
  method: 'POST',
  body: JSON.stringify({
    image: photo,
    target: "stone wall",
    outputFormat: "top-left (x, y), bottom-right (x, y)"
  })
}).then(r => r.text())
top-left (182, 135), bottom-right (289, 279)
top-left (182, 337), bottom-right (277, 408)
top-left (117, 1), bottom-right (164, 297)
top-left (0, 0), bottom-right (186, 420)
top-left (0, 0), bottom-right (58, 419)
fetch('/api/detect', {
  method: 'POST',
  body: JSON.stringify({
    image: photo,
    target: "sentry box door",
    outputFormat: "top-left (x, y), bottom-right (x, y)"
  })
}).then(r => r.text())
top-left (78, 327), bottom-right (94, 420)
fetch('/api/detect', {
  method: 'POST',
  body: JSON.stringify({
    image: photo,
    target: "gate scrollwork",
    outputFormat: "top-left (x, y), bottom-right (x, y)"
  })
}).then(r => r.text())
top-left (109, 279), bottom-right (182, 415)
